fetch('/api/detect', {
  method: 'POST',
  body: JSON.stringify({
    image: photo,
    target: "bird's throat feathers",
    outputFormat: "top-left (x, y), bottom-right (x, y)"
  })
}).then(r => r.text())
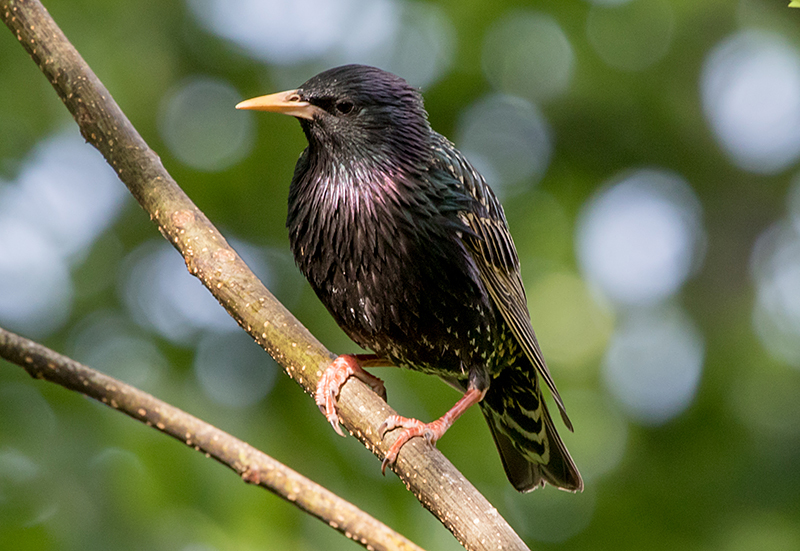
top-left (286, 128), bottom-right (456, 295)
top-left (299, 106), bottom-right (432, 180)
top-left (293, 105), bottom-right (435, 234)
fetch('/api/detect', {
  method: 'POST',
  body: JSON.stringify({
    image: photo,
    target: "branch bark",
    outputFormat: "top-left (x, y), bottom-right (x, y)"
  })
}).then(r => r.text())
top-left (0, 326), bottom-right (424, 551)
top-left (1, 1), bottom-right (530, 549)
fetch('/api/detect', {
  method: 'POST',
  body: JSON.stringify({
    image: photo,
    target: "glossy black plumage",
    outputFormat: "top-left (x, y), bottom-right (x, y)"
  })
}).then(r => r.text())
top-left (241, 65), bottom-right (582, 492)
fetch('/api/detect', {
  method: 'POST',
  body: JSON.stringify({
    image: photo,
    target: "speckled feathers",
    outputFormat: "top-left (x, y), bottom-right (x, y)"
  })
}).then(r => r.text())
top-left (275, 65), bottom-right (581, 491)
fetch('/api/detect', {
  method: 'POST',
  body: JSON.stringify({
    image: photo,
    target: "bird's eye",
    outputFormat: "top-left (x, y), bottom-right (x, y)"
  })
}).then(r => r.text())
top-left (335, 100), bottom-right (354, 115)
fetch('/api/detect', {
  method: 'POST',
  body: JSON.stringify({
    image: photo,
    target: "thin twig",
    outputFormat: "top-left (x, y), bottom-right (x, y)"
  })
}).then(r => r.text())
top-left (0, 326), bottom-right (425, 551)
top-left (1, 1), bottom-right (530, 549)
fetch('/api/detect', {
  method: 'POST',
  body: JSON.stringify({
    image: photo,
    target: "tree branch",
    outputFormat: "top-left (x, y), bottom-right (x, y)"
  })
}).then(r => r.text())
top-left (0, 326), bottom-right (424, 551)
top-left (1, 1), bottom-right (530, 549)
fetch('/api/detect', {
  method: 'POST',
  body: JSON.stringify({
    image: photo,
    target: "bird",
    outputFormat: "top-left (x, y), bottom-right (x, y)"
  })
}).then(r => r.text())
top-left (236, 64), bottom-right (582, 492)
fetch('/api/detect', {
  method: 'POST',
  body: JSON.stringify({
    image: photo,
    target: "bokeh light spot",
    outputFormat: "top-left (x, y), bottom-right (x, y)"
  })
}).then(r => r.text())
top-left (482, 10), bottom-right (574, 102)
top-left (191, 0), bottom-right (453, 90)
top-left (121, 239), bottom-right (275, 345)
top-left (0, 218), bottom-right (72, 337)
top-left (0, 131), bottom-right (127, 337)
top-left (602, 306), bottom-right (704, 425)
top-left (576, 168), bottom-right (704, 306)
top-left (189, 0), bottom-right (373, 64)
top-left (4, 132), bottom-right (126, 259)
top-left (89, 447), bottom-right (158, 522)
top-left (194, 331), bottom-right (277, 408)
top-left (526, 271), bottom-right (613, 369)
top-left (719, 514), bottom-right (800, 551)
top-left (506, 484), bottom-right (596, 543)
top-left (0, 446), bottom-right (54, 529)
top-left (728, 361), bottom-right (800, 440)
top-left (456, 94), bottom-right (552, 199)
top-left (334, 1), bottom-right (454, 89)
top-left (751, 220), bottom-right (800, 366)
top-left (122, 241), bottom-right (239, 344)
top-left (160, 77), bottom-right (254, 171)
top-left (0, 449), bottom-right (40, 485)
top-left (87, 336), bottom-right (166, 389)
top-left (559, 389), bottom-right (627, 482)
top-left (586, 0), bottom-right (674, 71)
top-left (701, 30), bottom-right (800, 174)
top-left (69, 312), bottom-right (167, 389)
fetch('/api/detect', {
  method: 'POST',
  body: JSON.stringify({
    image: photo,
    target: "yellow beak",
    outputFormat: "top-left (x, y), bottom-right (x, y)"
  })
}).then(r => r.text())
top-left (235, 89), bottom-right (319, 120)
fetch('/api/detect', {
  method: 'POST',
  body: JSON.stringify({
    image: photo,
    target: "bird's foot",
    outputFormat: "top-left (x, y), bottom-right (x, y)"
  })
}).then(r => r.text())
top-left (377, 386), bottom-right (486, 473)
top-left (378, 415), bottom-right (450, 474)
top-left (315, 354), bottom-right (387, 437)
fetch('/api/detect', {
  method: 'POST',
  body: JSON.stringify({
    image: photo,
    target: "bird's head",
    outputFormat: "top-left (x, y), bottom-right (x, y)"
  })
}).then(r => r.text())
top-left (237, 65), bottom-right (432, 175)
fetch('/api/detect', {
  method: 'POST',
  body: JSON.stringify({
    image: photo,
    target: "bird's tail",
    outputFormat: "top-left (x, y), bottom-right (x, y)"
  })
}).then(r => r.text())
top-left (480, 363), bottom-right (583, 492)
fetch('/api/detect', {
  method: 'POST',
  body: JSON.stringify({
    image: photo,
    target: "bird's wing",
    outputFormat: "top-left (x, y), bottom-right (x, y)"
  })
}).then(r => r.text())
top-left (430, 135), bottom-right (572, 429)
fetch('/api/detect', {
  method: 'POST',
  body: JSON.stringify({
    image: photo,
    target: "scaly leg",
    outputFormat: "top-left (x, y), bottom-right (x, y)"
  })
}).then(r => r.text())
top-left (379, 385), bottom-right (487, 473)
top-left (315, 354), bottom-right (390, 436)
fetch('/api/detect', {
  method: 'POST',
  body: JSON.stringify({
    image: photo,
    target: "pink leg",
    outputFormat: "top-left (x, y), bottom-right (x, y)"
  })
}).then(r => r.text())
top-left (379, 386), bottom-right (487, 473)
top-left (315, 354), bottom-right (388, 436)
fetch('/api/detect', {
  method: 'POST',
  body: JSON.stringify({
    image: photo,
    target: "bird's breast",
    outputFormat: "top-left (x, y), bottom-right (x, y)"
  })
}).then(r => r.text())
top-left (287, 169), bottom-right (499, 375)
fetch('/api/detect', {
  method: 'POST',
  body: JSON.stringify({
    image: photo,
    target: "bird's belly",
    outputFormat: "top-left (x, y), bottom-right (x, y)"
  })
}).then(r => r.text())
top-left (315, 256), bottom-right (504, 380)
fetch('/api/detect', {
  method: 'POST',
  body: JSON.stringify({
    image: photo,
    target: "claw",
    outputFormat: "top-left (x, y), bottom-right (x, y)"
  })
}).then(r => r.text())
top-left (315, 354), bottom-right (387, 436)
top-left (327, 390), bottom-right (345, 437)
top-left (379, 415), bottom-right (445, 474)
top-left (378, 386), bottom-right (486, 474)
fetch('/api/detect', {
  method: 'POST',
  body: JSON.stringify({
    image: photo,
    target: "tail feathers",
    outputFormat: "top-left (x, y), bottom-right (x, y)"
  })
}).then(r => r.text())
top-left (481, 366), bottom-right (583, 493)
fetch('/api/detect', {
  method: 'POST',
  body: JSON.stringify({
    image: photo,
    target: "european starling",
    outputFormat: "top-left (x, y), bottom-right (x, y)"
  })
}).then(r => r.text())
top-left (237, 65), bottom-right (583, 492)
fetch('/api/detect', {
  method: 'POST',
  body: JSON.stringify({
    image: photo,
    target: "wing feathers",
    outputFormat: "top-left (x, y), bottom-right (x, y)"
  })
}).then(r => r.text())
top-left (431, 135), bottom-right (572, 429)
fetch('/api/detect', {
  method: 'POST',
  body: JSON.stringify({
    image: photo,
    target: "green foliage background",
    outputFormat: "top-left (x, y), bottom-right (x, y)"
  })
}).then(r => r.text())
top-left (1, 1), bottom-right (799, 550)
